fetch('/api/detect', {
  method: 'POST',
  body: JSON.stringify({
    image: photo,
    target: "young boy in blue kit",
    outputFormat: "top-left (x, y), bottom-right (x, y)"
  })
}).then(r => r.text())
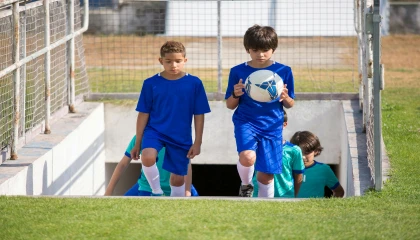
top-left (105, 135), bottom-right (198, 196)
top-left (225, 25), bottom-right (295, 197)
top-left (130, 41), bottom-right (211, 197)
top-left (252, 110), bottom-right (304, 198)
top-left (290, 131), bottom-right (345, 198)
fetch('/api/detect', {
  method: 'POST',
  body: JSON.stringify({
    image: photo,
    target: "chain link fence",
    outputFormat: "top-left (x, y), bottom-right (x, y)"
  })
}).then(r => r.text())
top-left (84, 0), bottom-right (358, 97)
top-left (0, 0), bottom-right (89, 160)
top-left (357, 0), bottom-right (384, 190)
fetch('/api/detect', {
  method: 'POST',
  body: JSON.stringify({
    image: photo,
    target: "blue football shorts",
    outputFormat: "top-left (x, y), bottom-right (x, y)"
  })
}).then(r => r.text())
top-left (141, 129), bottom-right (190, 176)
top-left (234, 122), bottom-right (283, 174)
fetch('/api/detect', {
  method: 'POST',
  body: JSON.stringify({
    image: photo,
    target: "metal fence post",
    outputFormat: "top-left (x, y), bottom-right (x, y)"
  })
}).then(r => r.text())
top-left (217, 0), bottom-right (222, 98)
top-left (44, 0), bottom-right (51, 134)
top-left (11, 2), bottom-right (20, 160)
top-left (355, 0), bottom-right (364, 112)
top-left (21, 3), bottom-right (27, 140)
top-left (365, 1), bottom-right (373, 134)
top-left (69, 0), bottom-right (76, 113)
top-left (373, 0), bottom-right (382, 191)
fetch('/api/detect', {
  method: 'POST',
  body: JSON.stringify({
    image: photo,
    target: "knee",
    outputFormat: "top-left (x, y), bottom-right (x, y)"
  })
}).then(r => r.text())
top-left (170, 174), bottom-right (184, 187)
top-left (257, 172), bottom-right (274, 185)
top-left (141, 149), bottom-right (157, 167)
top-left (239, 151), bottom-right (256, 167)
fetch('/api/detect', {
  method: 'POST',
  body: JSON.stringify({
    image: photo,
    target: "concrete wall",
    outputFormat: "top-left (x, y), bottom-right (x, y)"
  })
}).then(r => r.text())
top-left (104, 100), bottom-right (350, 196)
top-left (0, 99), bottom-right (371, 197)
top-left (103, 100), bottom-right (372, 197)
top-left (389, 2), bottom-right (420, 34)
top-left (104, 101), bottom-right (343, 165)
top-left (85, 2), bottom-right (166, 35)
top-left (0, 102), bottom-right (106, 196)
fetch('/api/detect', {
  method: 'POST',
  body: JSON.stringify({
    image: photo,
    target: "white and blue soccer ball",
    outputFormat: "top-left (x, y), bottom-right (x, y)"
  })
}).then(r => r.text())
top-left (245, 70), bottom-right (284, 102)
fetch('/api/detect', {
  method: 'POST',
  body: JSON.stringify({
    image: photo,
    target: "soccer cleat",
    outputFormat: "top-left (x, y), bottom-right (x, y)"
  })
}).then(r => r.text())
top-left (239, 184), bottom-right (254, 197)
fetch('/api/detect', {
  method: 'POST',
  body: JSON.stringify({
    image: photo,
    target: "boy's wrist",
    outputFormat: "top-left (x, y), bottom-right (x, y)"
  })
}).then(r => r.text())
top-left (231, 91), bottom-right (240, 99)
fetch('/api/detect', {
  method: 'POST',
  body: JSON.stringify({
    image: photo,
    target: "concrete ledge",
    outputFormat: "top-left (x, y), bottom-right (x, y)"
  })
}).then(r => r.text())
top-left (0, 102), bottom-right (106, 196)
top-left (342, 100), bottom-right (373, 196)
top-left (87, 92), bottom-right (359, 101)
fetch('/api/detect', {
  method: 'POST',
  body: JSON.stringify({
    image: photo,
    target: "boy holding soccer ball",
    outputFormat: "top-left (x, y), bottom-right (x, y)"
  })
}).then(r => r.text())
top-left (225, 25), bottom-right (295, 197)
top-left (130, 41), bottom-right (211, 197)
top-left (252, 109), bottom-right (305, 198)
top-left (290, 131), bottom-right (345, 198)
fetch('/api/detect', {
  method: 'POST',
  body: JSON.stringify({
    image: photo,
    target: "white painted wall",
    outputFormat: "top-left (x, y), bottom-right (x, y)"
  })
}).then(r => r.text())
top-left (104, 101), bottom-right (343, 165)
top-left (0, 102), bottom-right (106, 196)
top-left (165, 0), bottom-right (355, 37)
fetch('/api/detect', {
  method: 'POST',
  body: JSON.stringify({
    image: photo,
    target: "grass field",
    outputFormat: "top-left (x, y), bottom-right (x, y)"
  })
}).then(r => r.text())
top-left (0, 35), bottom-right (419, 239)
top-left (85, 34), bottom-right (359, 93)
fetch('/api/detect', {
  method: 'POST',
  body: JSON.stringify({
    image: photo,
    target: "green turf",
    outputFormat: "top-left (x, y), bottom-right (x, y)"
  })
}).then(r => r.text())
top-left (0, 195), bottom-right (419, 239)
top-left (87, 67), bottom-right (358, 93)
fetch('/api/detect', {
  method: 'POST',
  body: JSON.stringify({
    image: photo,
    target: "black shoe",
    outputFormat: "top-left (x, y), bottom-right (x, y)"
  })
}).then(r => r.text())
top-left (239, 184), bottom-right (254, 197)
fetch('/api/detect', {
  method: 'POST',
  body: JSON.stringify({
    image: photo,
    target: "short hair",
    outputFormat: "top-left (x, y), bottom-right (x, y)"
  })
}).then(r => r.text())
top-left (283, 108), bottom-right (288, 123)
top-left (290, 131), bottom-right (324, 157)
top-left (160, 41), bottom-right (186, 57)
top-left (243, 24), bottom-right (278, 51)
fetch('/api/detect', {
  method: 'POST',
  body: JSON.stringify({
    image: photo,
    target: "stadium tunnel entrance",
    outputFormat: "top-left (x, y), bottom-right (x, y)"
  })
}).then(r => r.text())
top-left (101, 99), bottom-right (372, 198)
top-left (0, 100), bottom-right (373, 196)
top-left (192, 164), bottom-right (240, 196)
top-left (191, 163), bottom-right (340, 197)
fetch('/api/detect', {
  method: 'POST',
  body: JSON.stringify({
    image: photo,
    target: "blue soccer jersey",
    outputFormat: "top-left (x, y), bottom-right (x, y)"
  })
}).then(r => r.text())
top-left (252, 141), bottom-right (305, 198)
top-left (125, 136), bottom-right (171, 196)
top-left (297, 161), bottom-right (340, 198)
top-left (136, 73), bottom-right (211, 146)
top-left (225, 62), bottom-right (295, 174)
top-left (225, 62), bottom-right (295, 137)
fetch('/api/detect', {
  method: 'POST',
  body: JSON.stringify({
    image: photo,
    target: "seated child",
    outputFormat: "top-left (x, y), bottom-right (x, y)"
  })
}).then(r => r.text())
top-left (290, 131), bottom-right (345, 198)
top-left (105, 135), bottom-right (198, 196)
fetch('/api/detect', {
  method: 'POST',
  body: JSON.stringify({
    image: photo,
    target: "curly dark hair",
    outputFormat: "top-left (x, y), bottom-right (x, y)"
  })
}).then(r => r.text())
top-left (160, 41), bottom-right (186, 57)
top-left (290, 131), bottom-right (323, 157)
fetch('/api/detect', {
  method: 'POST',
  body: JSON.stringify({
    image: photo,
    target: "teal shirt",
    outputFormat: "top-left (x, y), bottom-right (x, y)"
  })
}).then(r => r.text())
top-left (297, 161), bottom-right (340, 198)
top-left (252, 141), bottom-right (304, 198)
top-left (125, 136), bottom-right (171, 196)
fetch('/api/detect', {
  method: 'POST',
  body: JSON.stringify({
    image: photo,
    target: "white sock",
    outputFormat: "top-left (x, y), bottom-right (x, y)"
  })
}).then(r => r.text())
top-left (142, 164), bottom-right (163, 194)
top-left (237, 161), bottom-right (254, 186)
top-left (257, 181), bottom-right (274, 198)
top-left (170, 184), bottom-right (185, 197)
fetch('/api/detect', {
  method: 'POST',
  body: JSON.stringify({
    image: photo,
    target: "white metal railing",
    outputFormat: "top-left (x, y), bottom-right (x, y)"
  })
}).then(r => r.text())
top-left (0, 0), bottom-right (89, 160)
top-left (356, 0), bottom-right (383, 190)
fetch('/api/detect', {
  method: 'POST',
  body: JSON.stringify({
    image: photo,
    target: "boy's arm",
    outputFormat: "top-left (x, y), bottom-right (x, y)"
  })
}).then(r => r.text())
top-left (332, 184), bottom-right (345, 198)
top-left (226, 95), bottom-right (240, 110)
top-left (293, 173), bottom-right (303, 197)
top-left (184, 160), bottom-right (193, 196)
top-left (226, 79), bottom-right (245, 110)
top-left (104, 156), bottom-right (132, 196)
top-left (187, 114), bottom-right (205, 159)
top-left (131, 112), bottom-right (149, 160)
